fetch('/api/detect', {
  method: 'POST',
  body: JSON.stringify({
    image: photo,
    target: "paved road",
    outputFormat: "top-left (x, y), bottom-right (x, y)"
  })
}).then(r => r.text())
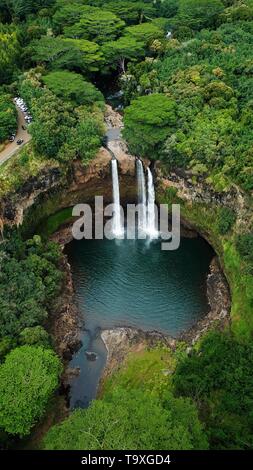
top-left (0, 106), bottom-right (32, 166)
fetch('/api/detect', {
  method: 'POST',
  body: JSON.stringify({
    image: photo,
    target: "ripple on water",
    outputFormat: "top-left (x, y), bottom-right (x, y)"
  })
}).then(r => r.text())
top-left (65, 236), bottom-right (214, 408)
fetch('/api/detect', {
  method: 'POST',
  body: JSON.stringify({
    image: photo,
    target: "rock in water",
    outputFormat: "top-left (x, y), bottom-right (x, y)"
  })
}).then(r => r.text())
top-left (85, 351), bottom-right (98, 361)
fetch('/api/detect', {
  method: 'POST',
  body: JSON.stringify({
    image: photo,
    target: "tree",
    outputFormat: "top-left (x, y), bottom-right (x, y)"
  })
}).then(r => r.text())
top-left (0, 346), bottom-right (62, 436)
top-left (0, 94), bottom-right (17, 142)
top-left (0, 235), bottom-right (63, 341)
top-left (63, 7), bottom-right (125, 44)
top-left (173, 331), bottom-right (253, 449)
top-left (43, 387), bottom-right (208, 450)
top-left (216, 207), bottom-right (236, 235)
top-left (0, 0), bottom-right (55, 21)
top-left (19, 326), bottom-right (50, 347)
top-left (156, 0), bottom-right (179, 18)
top-left (52, 1), bottom-right (92, 34)
top-left (42, 71), bottom-right (104, 106)
top-left (178, 0), bottom-right (225, 29)
top-left (123, 93), bottom-right (177, 158)
top-left (102, 36), bottom-right (145, 73)
top-left (30, 36), bottom-right (104, 73)
top-left (0, 26), bottom-right (20, 84)
top-left (124, 22), bottom-right (164, 45)
top-left (29, 89), bottom-right (77, 157)
top-left (57, 108), bottom-right (105, 164)
top-left (101, 1), bottom-right (156, 25)
top-left (236, 233), bottom-right (253, 263)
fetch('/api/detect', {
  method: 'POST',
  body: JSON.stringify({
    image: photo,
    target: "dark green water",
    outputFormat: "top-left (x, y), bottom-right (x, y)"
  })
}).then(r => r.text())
top-left (65, 236), bottom-right (214, 408)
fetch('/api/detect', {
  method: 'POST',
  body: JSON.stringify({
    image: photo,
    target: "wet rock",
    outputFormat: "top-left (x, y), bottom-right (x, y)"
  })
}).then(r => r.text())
top-left (180, 256), bottom-right (231, 346)
top-left (85, 351), bottom-right (98, 362)
top-left (65, 367), bottom-right (80, 378)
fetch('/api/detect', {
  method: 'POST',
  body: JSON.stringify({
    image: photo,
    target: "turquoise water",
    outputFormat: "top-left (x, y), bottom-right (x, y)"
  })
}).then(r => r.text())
top-left (65, 236), bottom-right (214, 408)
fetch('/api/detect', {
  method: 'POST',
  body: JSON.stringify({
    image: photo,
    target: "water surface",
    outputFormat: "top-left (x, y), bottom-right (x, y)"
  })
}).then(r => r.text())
top-left (65, 236), bottom-right (214, 408)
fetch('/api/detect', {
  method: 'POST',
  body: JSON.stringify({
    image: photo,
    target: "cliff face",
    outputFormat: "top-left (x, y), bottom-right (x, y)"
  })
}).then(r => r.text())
top-left (0, 146), bottom-right (137, 232)
top-left (157, 167), bottom-right (252, 234)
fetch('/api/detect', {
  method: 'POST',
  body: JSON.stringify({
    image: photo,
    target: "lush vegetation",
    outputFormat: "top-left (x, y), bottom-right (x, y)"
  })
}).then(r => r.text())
top-left (0, 234), bottom-right (63, 358)
top-left (0, 345), bottom-right (62, 437)
top-left (0, 93), bottom-right (17, 143)
top-left (43, 348), bottom-right (208, 450)
top-left (123, 93), bottom-right (177, 158)
top-left (0, 0), bottom-right (253, 453)
top-left (173, 331), bottom-right (253, 449)
top-left (0, 234), bottom-right (64, 443)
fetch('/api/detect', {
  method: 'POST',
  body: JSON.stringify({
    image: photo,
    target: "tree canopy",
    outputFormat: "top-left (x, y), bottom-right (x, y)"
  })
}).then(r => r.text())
top-left (30, 36), bottom-right (104, 73)
top-left (0, 235), bottom-right (62, 345)
top-left (173, 331), bottom-right (253, 449)
top-left (102, 36), bottom-right (145, 73)
top-left (0, 346), bottom-right (62, 436)
top-left (124, 22), bottom-right (164, 45)
top-left (63, 6), bottom-right (125, 44)
top-left (0, 26), bottom-right (20, 84)
top-left (178, 0), bottom-right (225, 29)
top-left (123, 93), bottom-right (177, 158)
top-left (42, 70), bottom-right (104, 106)
top-left (0, 93), bottom-right (17, 142)
top-left (43, 386), bottom-right (208, 450)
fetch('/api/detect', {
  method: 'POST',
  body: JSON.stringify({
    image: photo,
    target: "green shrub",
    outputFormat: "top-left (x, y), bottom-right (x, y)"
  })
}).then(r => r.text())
top-left (0, 235), bottom-right (63, 344)
top-left (0, 94), bottom-right (17, 142)
top-left (236, 232), bottom-right (253, 263)
top-left (0, 346), bottom-right (62, 436)
top-left (173, 331), bottom-right (253, 449)
top-left (19, 326), bottom-right (50, 347)
top-left (0, 337), bottom-right (16, 363)
top-left (216, 207), bottom-right (236, 235)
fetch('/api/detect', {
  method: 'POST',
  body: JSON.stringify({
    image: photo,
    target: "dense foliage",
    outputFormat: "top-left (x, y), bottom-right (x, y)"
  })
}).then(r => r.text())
top-left (0, 346), bottom-right (62, 436)
top-left (44, 348), bottom-right (208, 450)
top-left (173, 331), bottom-right (253, 449)
top-left (123, 93), bottom-right (177, 158)
top-left (0, 0), bottom-right (253, 452)
top-left (0, 234), bottom-right (62, 356)
top-left (0, 93), bottom-right (17, 142)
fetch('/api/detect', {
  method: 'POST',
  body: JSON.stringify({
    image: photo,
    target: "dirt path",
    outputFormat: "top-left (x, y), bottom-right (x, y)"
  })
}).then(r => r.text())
top-left (0, 106), bottom-right (32, 166)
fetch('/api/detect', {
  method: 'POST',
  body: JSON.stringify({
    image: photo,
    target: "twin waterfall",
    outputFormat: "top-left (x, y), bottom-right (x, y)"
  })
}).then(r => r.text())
top-left (111, 158), bottom-right (158, 238)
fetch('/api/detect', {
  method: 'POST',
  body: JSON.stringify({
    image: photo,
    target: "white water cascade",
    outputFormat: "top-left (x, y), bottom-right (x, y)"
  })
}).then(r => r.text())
top-left (136, 159), bottom-right (147, 231)
top-left (147, 167), bottom-right (158, 238)
top-left (111, 158), bottom-right (124, 237)
top-left (136, 160), bottom-right (158, 239)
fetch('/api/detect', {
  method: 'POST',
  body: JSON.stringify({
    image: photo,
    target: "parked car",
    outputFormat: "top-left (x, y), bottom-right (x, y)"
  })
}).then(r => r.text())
top-left (9, 134), bottom-right (15, 142)
top-left (17, 139), bottom-right (24, 146)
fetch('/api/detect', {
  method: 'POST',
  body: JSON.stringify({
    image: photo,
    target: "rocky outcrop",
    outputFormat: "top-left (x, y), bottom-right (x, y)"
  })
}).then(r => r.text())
top-left (157, 167), bottom-right (252, 233)
top-left (100, 327), bottom-right (176, 386)
top-left (181, 256), bottom-right (231, 346)
top-left (0, 166), bottom-right (63, 227)
top-left (48, 256), bottom-right (81, 360)
top-left (99, 256), bottom-right (231, 382)
top-left (0, 146), bottom-right (137, 232)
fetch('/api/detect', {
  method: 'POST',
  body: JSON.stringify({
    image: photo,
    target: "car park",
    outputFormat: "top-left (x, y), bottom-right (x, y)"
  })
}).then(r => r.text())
top-left (14, 97), bottom-right (32, 123)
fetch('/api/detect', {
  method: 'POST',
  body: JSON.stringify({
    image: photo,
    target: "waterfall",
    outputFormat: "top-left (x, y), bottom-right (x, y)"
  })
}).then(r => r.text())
top-left (147, 167), bottom-right (158, 238)
top-left (136, 159), bottom-right (147, 231)
top-left (111, 158), bottom-right (123, 237)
